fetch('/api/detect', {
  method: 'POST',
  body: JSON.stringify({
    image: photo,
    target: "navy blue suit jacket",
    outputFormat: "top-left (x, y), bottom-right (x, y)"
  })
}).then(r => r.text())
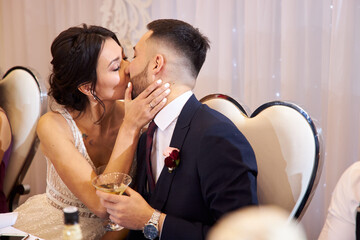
top-left (129, 95), bottom-right (258, 240)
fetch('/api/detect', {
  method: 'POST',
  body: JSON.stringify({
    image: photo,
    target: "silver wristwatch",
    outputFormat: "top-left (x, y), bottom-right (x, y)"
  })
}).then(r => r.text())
top-left (143, 209), bottom-right (161, 239)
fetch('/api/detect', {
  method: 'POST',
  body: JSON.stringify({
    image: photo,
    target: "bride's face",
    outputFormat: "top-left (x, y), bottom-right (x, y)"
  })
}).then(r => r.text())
top-left (95, 38), bottom-right (130, 101)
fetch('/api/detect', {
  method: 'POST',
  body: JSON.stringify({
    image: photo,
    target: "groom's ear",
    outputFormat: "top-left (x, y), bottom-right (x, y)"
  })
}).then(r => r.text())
top-left (151, 54), bottom-right (164, 74)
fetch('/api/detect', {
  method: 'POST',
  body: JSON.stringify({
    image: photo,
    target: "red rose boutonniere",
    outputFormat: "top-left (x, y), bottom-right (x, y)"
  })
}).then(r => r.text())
top-left (163, 147), bottom-right (180, 173)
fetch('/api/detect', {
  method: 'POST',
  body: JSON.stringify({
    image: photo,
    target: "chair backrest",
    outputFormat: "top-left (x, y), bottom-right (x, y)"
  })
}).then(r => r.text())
top-left (0, 66), bottom-right (47, 202)
top-left (200, 94), bottom-right (322, 220)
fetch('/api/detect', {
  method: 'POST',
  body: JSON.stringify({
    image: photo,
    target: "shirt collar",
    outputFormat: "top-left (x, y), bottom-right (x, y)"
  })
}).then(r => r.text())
top-left (154, 91), bottom-right (193, 131)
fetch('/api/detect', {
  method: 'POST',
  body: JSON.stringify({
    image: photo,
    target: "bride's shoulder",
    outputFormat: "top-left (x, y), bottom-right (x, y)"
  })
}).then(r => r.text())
top-left (39, 110), bottom-right (65, 123)
top-left (37, 110), bottom-right (70, 134)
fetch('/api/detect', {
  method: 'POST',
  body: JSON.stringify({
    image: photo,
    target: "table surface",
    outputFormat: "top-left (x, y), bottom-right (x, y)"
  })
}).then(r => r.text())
top-left (0, 226), bottom-right (43, 240)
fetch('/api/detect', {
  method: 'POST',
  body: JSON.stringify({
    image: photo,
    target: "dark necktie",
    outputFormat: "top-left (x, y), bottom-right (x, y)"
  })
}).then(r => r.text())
top-left (145, 121), bottom-right (157, 192)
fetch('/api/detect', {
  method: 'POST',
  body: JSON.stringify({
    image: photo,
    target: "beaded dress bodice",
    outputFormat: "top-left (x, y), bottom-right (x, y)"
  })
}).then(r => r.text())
top-left (45, 108), bottom-right (97, 218)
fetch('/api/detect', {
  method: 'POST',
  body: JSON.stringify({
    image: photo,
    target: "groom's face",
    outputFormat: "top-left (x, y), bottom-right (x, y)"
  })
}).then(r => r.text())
top-left (129, 61), bottom-right (150, 98)
top-left (127, 31), bottom-right (153, 98)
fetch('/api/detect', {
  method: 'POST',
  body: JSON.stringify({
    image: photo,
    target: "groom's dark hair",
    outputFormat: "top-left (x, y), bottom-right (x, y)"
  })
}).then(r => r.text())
top-left (147, 19), bottom-right (210, 78)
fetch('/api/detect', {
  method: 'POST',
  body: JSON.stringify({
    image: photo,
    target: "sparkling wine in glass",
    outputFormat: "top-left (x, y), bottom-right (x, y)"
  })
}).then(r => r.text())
top-left (92, 172), bottom-right (132, 231)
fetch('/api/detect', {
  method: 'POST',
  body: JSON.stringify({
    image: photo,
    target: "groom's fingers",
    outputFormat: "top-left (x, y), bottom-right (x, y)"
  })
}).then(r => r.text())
top-left (124, 186), bottom-right (136, 196)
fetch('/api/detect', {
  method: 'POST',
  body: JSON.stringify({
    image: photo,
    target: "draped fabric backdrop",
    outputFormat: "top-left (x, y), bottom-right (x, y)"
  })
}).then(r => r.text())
top-left (1, 0), bottom-right (360, 239)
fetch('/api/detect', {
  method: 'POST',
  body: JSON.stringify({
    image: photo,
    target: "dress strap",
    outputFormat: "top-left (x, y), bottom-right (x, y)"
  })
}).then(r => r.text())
top-left (55, 108), bottom-right (96, 171)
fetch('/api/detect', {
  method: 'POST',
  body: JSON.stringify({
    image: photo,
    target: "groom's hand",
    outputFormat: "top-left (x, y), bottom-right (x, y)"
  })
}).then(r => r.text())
top-left (96, 187), bottom-right (154, 230)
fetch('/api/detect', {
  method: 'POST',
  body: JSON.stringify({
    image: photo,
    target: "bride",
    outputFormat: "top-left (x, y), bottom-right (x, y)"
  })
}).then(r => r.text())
top-left (13, 24), bottom-right (169, 240)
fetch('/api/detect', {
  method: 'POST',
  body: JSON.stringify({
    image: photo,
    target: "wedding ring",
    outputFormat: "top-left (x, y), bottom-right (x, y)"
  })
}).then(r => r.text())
top-left (149, 102), bottom-right (154, 108)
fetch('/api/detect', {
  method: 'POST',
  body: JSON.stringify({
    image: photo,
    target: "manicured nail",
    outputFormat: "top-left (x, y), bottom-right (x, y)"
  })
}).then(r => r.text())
top-left (165, 89), bottom-right (170, 94)
top-left (127, 82), bottom-right (131, 88)
top-left (156, 79), bottom-right (162, 84)
top-left (164, 83), bottom-right (170, 88)
top-left (162, 98), bottom-right (167, 103)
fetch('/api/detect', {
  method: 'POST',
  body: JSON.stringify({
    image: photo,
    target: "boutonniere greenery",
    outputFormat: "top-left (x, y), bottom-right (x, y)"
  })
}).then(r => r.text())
top-left (163, 147), bottom-right (180, 173)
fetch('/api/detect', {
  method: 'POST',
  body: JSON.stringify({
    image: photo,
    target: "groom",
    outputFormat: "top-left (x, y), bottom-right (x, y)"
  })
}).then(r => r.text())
top-left (96, 19), bottom-right (258, 240)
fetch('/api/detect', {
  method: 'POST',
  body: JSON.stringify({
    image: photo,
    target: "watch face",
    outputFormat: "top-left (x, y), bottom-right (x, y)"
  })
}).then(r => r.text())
top-left (144, 224), bottom-right (158, 239)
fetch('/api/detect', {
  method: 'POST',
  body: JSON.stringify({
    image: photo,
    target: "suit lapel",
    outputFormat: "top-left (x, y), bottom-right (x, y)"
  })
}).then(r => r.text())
top-left (150, 95), bottom-right (202, 210)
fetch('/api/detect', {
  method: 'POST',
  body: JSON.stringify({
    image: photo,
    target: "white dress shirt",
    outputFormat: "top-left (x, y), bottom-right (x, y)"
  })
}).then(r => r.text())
top-left (151, 91), bottom-right (193, 182)
top-left (318, 161), bottom-right (360, 240)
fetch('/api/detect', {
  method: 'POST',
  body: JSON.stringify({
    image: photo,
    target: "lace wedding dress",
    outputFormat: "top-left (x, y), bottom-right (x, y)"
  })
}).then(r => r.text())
top-left (14, 109), bottom-right (106, 240)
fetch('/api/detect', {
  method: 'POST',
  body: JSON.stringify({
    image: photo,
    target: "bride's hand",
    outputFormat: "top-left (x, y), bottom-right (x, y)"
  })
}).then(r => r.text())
top-left (123, 78), bottom-right (170, 130)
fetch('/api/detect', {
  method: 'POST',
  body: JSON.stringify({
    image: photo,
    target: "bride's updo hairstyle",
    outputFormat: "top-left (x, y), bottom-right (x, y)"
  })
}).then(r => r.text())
top-left (48, 24), bottom-right (121, 117)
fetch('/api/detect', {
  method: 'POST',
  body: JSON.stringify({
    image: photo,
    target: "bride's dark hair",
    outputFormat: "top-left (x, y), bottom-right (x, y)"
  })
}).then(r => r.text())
top-left (48, 24), bottom-right (121, 122)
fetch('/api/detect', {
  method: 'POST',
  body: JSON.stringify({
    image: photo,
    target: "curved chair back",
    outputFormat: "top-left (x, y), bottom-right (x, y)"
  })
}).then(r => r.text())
top-left (200, 94), bottom-right (322, 220)
top-left (0, 66), bottom-right (47, 211)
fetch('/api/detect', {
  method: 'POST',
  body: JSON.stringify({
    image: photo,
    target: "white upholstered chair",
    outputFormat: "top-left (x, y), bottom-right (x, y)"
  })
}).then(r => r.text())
top-left (200, 94), bottom-right (322, 220)
top-left (0, 66), bottom-right (47, 211)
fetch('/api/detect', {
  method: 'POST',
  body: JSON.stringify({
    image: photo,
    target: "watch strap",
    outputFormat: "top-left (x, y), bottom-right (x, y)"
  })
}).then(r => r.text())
top-left (143, 210), bottom-right (161, 239)
top-left (148, 209), bottom-right (161, 226)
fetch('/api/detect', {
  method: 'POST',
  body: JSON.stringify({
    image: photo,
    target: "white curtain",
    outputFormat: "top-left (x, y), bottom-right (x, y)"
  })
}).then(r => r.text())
top-left (1, 0), bottom-right (360, 239)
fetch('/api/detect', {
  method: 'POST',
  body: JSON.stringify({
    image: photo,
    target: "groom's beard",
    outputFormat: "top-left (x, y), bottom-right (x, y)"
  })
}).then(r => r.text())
top-left (131, 62), bottom-right (150, 98)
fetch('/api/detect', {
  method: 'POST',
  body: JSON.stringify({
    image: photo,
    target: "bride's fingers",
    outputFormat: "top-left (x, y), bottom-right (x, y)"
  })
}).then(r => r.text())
top-left (146, 82), bottom-right (170, 102)
top-left (137, 79), bottom-right (163, 99)
top-left (124, 82), bottom-right (133, 102)
top-left (150, 98), bottom-right (168, 114)
top-left (148, 87), bottom-right (170, 109)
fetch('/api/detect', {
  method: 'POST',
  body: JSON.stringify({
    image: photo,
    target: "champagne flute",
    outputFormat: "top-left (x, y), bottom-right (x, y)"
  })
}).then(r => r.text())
top-left (92, 172), bottom-right (132, 231)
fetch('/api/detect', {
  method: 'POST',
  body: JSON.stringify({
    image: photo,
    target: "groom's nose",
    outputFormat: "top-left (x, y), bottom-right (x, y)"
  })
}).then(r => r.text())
top-left (124, 64), bottom-right (130, 76)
